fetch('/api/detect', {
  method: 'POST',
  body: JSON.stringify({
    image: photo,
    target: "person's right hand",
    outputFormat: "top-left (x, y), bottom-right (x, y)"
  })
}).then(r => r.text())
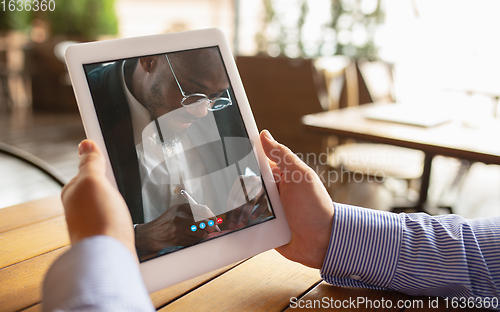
top-left (260, 130), bottom-right (335, 269)
top-left (134, 203), bottom-right (216, 256)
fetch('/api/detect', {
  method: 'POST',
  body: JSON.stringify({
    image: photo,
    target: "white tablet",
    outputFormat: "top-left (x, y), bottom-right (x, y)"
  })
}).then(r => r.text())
top-left (65, 28), bottom-right (290, 293)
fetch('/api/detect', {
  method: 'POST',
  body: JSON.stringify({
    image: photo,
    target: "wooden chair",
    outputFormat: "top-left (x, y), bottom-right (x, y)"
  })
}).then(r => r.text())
top-left (316, 58), bottom-right (425, 208)
top-left (0, 32), bottom-right (31, 111)
top-left (236, 56), bottom-right (326, 159)
top-left (357, 60), bottom-right (395, 104)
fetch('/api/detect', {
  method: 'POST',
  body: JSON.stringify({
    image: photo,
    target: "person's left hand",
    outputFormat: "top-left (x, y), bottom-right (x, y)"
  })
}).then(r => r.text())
top-left (61, 140), bottom-right (137, 258)
top-left (225, 174), bottom-right (269, 230)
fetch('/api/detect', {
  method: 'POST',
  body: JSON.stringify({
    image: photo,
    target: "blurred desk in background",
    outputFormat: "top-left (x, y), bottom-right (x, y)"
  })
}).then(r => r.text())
top-left (302, 103), bottom-right (500, 212)
top-left (0, 195), bottom-right (488, 311)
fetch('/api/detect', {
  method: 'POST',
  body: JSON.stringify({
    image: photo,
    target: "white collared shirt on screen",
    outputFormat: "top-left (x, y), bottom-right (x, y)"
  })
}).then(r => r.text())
top-left (120, 61), bottom-right (261, 224)
top-left (121, 62), bottom-right (192, 223)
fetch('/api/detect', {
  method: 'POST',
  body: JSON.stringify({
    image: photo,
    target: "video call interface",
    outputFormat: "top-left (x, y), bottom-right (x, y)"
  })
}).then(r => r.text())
top-left (83, 47), bottom-right (276, 261)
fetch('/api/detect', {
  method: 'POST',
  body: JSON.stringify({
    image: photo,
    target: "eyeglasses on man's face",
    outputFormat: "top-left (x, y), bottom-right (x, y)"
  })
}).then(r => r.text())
top-left (165, 54), bottom-right (232, 111)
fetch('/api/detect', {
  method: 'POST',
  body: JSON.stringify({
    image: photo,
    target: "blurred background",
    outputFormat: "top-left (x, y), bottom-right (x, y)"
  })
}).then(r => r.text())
top-left (0, 0), bottom-right (499, 219)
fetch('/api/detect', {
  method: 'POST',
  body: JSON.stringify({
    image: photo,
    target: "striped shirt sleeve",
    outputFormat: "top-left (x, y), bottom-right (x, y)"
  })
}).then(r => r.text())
top-left (321, 203), bottom-right (500, 300)
top-left (43, 235), bottom-right (155, 312)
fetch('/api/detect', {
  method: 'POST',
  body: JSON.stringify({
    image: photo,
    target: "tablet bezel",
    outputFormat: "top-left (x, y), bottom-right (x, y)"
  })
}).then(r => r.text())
top-left (65, 28), bottom-right (291, 293)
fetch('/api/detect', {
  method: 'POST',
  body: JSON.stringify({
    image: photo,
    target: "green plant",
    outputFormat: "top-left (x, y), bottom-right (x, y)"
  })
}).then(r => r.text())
top-left (330, 0), bottom-right (384, 60)
top-left (0, 7), bottom-right (32, 32)
top-left (256, 0), bottom-right (384, 60)
top-left (45, 0), bottom-right (118, 40)
top-left (256, 0), bottom-right (276, 53)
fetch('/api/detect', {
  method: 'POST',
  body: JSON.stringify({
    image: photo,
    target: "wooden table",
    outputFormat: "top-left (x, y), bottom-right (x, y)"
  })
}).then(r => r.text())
top-left (0, 195), bottom-right (489, 311)
top-left (302, 103), bottom-right (500, 212)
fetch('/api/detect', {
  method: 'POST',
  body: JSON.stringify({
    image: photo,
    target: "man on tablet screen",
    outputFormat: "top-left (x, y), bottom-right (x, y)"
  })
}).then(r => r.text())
top-left (85, 48), bottom-right (273, 260)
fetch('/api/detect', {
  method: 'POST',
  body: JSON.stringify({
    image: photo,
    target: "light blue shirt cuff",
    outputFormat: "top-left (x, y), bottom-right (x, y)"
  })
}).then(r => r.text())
top-left (43, 235), bottom-right (155, 312)
top-left (320, 203), bottom-right (403, 290)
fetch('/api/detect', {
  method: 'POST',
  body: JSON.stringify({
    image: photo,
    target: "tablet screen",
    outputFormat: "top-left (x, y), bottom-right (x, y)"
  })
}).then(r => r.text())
top-left (83, 47), bottom-right (276, 261)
